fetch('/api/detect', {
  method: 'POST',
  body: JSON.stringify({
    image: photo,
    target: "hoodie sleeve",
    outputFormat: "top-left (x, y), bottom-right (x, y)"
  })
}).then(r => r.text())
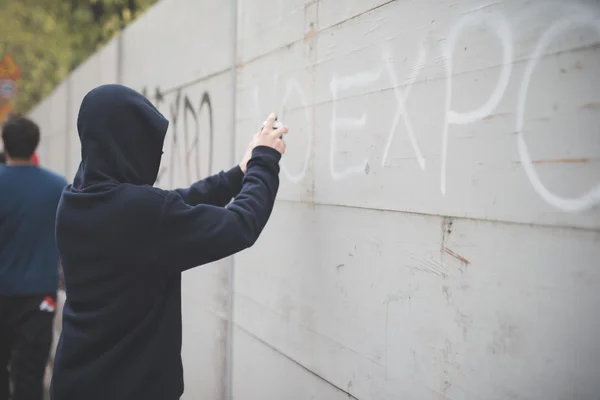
top-left (172, 165), bottom-right (244, 207)
top-left (155, 146), bottom-right (280, 272)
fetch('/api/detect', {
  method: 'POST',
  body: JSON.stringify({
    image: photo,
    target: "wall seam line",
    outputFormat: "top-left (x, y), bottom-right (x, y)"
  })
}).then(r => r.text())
top-left (274, 199), bottom-right (600, 233)
top-left (225, 0), bottom-right (239, 398)
top-left (236, 324), bottom-right (361, 400)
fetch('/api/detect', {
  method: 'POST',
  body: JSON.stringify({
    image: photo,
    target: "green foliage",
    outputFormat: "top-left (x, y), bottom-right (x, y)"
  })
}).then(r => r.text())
top-left (0, 0), bottom-right (158, 112)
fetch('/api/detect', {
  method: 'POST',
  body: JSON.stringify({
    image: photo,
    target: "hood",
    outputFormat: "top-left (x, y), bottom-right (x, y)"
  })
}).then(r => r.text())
top-left (73, 84), bottom-right (169, 189)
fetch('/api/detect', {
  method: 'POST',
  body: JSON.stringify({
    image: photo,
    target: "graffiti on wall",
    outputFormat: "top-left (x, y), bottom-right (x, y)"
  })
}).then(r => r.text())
top-left (137, 1), bottom-right (599, 215)
top-left (141, 85), bottom-right (214, 188)
top-left (249, 1), bottom-right (600, 213)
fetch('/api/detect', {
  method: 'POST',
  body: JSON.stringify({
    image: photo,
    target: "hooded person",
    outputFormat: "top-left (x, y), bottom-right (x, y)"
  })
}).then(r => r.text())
top-left (50, 84), bottom-right (288, 400)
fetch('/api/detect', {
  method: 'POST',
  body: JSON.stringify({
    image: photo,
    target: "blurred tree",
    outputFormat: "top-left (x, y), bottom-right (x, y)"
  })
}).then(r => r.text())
top-left (0, 0), bottom-right (158, 113)
top-left (67, 0), bottom-right (158, 68)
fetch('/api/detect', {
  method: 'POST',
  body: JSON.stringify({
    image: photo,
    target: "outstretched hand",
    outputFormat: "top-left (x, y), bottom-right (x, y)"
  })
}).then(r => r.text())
top-left (239, 112), bottom-right (288, 173)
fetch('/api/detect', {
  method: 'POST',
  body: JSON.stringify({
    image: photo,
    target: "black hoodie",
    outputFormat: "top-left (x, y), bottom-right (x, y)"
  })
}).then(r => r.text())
top-left (50, 84), bottom-right (281, 400)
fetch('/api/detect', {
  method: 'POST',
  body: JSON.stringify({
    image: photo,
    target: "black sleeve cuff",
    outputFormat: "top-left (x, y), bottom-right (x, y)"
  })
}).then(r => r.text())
top-left (251, 146), bottom-right (282, 163)
top-left (224, 165), bottom-right (245, 196)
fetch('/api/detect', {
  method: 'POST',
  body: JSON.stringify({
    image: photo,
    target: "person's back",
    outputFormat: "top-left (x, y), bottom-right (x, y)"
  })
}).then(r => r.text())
top-left (0, 164), bottom-right (66, 295)
top-left (0, 115), bottom-right (67, 400)
top-left (50, 84), bottom-right (288, 400)
top-left (53, 184), bottom-right (188, 399)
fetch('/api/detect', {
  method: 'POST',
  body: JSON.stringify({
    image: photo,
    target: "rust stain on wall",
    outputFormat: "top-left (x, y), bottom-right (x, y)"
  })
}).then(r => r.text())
top-left (580, 102), bottom-right (600, 110)
top-left (304, 23), bottom-right (317, 42)
top-left (444, 248), bottom-right (471, 265)
top-left (483, 112), bottom-right (510, 121)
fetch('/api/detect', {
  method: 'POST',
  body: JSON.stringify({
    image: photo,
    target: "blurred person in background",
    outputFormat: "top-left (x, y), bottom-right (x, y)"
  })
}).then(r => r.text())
top-left (0, 115), bottom-right (67, 400)
top-left (0, 152), bottom-right (37, 166)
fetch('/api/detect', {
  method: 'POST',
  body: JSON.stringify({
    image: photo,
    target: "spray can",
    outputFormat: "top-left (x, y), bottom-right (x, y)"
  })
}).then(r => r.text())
top-left (261, 116), bottom-right (283, 138)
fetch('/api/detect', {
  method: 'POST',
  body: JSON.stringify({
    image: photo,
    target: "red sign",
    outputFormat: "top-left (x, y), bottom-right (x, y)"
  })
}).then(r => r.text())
top-left (0, 55), bottom-right (20, 123)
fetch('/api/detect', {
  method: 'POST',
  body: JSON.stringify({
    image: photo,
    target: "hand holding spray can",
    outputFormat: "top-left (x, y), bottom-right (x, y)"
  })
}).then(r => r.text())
top-left (261, 116), bottom-right (283, 138)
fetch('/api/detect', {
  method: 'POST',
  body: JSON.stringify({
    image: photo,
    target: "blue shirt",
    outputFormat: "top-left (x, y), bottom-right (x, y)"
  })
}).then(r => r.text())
top-left (0, 164), bottom-right (67, 295)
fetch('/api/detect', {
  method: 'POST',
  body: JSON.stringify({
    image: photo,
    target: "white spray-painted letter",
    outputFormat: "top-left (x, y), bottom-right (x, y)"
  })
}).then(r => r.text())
top-left (516, 14), bottom-right (600, 212)
top-left (330, 70), bottom-right (381, 180)
top-left (280, 78), bottom-right (312, 183)
top-left (382, 44), bottom-right (428, 169)
top-left (440, 12), bottom-right (513, 195)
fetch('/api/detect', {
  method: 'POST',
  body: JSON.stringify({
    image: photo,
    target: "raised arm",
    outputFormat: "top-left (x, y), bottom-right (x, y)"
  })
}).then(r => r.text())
top-left (156, 114), bottom-right (288, 272)
top-left (172, 166), bottom-right (244, 207)
top-left (172, 130), bottom-right (264, 207)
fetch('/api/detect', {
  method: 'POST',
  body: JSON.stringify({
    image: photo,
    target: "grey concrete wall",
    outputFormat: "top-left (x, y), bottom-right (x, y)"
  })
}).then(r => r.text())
top-left (29, 0), bottom-right (600, 399)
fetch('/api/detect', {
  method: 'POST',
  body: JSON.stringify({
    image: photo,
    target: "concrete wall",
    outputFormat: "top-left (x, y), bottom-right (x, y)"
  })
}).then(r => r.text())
top-left (28, 0), bottom-right (600, 399)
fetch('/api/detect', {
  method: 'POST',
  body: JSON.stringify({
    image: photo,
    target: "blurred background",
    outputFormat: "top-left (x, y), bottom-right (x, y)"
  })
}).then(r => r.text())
top-left (0, 0), bottom-right (157, 118)
top-left (2, 0), bottom-right (600, 399)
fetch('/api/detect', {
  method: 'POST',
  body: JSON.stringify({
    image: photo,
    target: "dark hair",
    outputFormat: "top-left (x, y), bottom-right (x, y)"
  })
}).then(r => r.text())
top-left (0, 151), bottom-right (5, 164)
top-left (1, 114), bottom-right (40, 159)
